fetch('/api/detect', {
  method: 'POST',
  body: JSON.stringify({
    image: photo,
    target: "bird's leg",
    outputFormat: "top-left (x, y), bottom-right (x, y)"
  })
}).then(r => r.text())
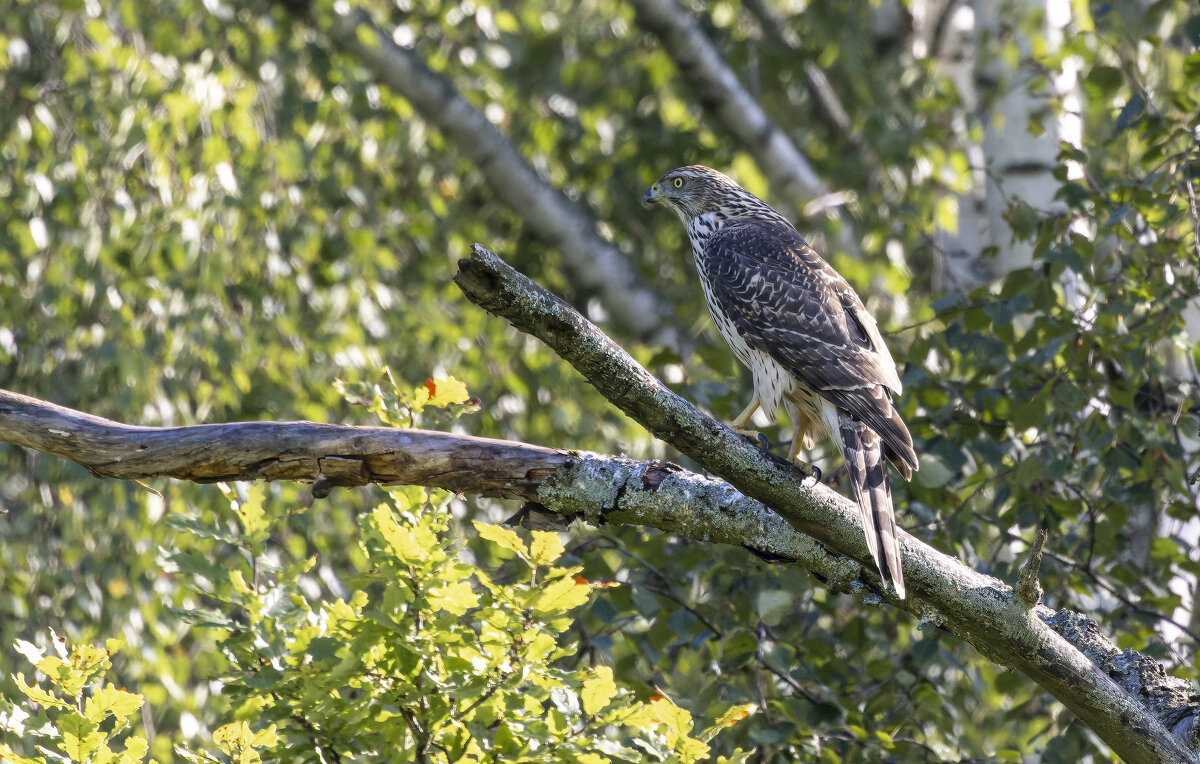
top-left (728, 397), bottom-right (759, 430)
top-left (786, 417), bottom-right (822, 484)
top-left (726, 397), bottom-right (769, 451)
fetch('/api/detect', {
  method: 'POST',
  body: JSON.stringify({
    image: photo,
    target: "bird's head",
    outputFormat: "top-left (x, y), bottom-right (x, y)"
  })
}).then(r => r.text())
top-left (642, 165), bottom-right (766, 224)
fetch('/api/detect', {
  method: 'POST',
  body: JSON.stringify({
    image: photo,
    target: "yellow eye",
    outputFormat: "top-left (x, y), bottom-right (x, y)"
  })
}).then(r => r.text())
top-left (672, 177), bottom-right (683, 188)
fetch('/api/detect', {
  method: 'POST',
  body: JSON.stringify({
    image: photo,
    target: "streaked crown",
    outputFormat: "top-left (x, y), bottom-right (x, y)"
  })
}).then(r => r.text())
top-left (642, 165), bottom-right (778, 223)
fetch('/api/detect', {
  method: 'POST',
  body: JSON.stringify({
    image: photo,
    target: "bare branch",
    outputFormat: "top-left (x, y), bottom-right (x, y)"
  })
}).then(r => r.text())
top-left (740, 0), bottom-right (853, 136)
top-left (3, 242), bottom-right (1198, 757)
top-left (453, 243), bottom-right (1200, 764)
top-left (0, 389), bottom-right (565, 501)
top-left (319, 7), bottom-right (670, 340)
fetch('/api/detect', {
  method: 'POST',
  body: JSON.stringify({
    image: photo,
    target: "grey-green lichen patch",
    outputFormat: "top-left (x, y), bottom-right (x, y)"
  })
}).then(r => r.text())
top-left (538, 451), bottom-right (862, 591)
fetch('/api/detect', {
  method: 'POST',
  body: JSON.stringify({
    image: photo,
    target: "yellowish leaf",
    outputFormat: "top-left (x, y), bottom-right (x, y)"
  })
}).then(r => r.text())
top-left (14, 672), bottom-right (70, 709)
top-left (117, 734), bottom-right (149, 763)
top-left (429, 580), bottom-right (479, 616)
top-left (473, 521), bottom-right (527, 559)
top-left (236, 483), bottom-right (269, 540)
top-left (84, 684), bottom-right (144, 724)
top-left (533, 576), bottom-right (590, 616)
top-left (230, 569), bottom-right (252, 594)
top-left (529, 531), bottom-right (565, 565)
top-left (372, 504), bottom-right (433, 564)
top-left (424, 376), bottom-right (470, 408)
top-left (0, 742), bottom-right (43, 764)
top-left (251, 724), bottom-right (279, 747)
top-left (59, 710), bottom-right (105, 760)
top-left (700, 703), bottom-right (756, 742)
top-left (580, 665), bottom-right (617, 715)
top-left (649, 695), bottom-right (693, 738)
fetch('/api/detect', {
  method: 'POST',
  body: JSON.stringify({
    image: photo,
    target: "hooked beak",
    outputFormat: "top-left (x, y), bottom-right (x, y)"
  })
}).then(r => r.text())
top-left (642, 184), bottom-right (661, 209)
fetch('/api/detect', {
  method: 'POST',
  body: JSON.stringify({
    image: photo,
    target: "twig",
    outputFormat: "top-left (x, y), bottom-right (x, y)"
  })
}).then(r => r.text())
top-left (1017, 529), bottom-right (1048, 607)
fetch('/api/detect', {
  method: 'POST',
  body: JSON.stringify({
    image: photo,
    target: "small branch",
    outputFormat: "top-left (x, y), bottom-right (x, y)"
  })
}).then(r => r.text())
top-left (754, 624), bottom-right (822, 706)
top-left (630, 0), bottom-right (832, 210)
top-left (1186, 178), bottom-right (1200, 266)
top-left (454, 243), bottom-right (1200, 764)
top-left (1017, 528), bottom-right (1047, 607)
top-left (740, 0), bottom-right (851, 136)
top-left (318, 6), bottom-right (671, 340)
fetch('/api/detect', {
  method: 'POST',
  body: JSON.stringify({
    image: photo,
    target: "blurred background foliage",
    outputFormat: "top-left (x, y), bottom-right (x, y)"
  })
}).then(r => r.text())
top-left (1, 0), bottom-right (1198, 760)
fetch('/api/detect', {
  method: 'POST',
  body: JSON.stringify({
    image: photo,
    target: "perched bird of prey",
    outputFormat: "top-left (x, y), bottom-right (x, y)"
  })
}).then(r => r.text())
top-left (643, 166), bottom-right (917, 598)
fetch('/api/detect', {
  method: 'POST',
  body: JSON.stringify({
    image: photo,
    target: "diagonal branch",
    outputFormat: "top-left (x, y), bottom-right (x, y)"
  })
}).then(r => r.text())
top-left (630, 0), bottom-right (844, 222)
top-left (2, 248), bottom-right (1197, 758)
top-left (1, 374), bottom-right (1196, 758)
top-left (453, 243), bottom-right (1200, 764)
top-left (316, 6), bottom-right (670, 340)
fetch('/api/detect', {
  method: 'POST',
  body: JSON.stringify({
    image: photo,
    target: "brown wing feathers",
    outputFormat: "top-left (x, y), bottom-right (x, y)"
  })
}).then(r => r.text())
top-left (702, 218), bottom-right (915, 596)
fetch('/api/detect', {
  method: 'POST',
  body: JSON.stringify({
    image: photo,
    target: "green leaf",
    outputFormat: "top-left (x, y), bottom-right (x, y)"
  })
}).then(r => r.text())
top-left (1085, 65), bottom-right (1123, 95)
top-left (473, 521), bottom-right (527, 559)
top-left (916, 453), bottom-right (955, 489)
top-left (580, 665), bottom-right (617, 715)
top-left (84, 684), bottom-right (144, 724)
top-left (529, 531), bottom-right (565, 565)
top-left (59, 710), bottom-right (105, 760)
top-left (1114, 93), bottom-right (1145, 134)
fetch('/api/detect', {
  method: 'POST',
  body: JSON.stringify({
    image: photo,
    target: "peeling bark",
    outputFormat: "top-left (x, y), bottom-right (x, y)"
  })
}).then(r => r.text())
top-left (0, 389), bottom-right (567, 501)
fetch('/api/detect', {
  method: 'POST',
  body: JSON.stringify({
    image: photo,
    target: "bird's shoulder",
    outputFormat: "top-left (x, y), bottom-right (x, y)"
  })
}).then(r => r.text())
top-left (701, 216), bottom-right (904, 396)
top-left (702, 218), bottom-right (863, 326)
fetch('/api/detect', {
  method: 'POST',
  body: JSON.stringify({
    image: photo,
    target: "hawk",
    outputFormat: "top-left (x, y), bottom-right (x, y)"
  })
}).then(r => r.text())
top-left (643, 166), bottom-right (917, 598)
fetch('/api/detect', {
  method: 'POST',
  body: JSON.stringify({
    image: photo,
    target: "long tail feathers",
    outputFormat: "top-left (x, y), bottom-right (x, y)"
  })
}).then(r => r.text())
top-left (839, 414), bottom-right (906, 599)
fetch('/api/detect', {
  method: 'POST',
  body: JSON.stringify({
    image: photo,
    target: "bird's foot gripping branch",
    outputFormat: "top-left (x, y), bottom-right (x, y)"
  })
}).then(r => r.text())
top-left (0, 249), bottom-right (1197, 763)
top-left (454, 243), bottom-right (1200, 764)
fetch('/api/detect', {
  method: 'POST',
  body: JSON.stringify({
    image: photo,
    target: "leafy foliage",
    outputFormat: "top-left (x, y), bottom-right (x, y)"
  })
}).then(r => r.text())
top-left (0, 0), bottom-right (1197, 761)
top-left (0, 633), bottom-right (150, 764)
top-left (169, 484), bottom-right (751, 762)
top-left (3, 382), bottom-right (753, 762)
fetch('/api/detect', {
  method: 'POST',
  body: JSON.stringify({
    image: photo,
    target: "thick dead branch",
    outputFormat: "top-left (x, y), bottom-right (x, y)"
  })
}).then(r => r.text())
top-left (453, 243), bottom-right (1200, 764)
top-left (320, 6), bottom-right (669, 340)
top-left (0, 389), bottom-right (566, 500)
top-left (2, 378), bottom-right (1197, 757)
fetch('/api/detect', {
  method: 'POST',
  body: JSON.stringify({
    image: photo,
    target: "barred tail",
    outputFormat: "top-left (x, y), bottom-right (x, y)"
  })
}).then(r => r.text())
top-left (838, 413), bottom-right (906, 599)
